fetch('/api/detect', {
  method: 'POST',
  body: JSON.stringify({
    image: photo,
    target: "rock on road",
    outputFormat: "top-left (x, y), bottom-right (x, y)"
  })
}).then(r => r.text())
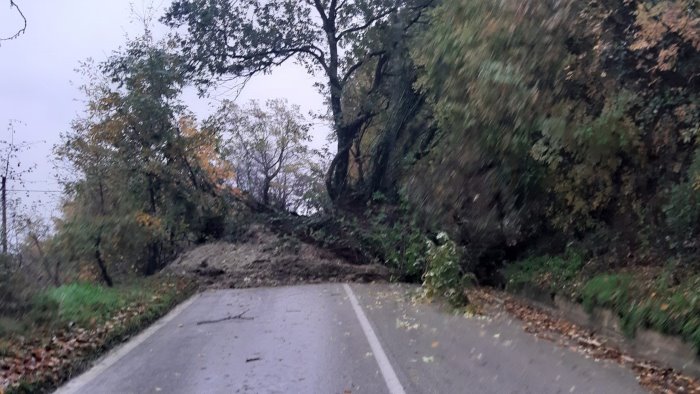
top-left (56, 284), bottom-right (644, 394)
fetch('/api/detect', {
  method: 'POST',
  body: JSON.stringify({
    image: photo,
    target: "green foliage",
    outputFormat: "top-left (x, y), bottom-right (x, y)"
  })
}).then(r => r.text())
top-left (4, 278), bottom-right (196, 393)
top-left (385, 227), bottom-right (426, 282)
top-left (31, 283), bottom-right (137, 327)
top-left (664, 149), bottom-right (700, 242)
top-left (581, 274), bottom-right (633, 316)
top-left (54, 34), bottom-right (236, 280)
top-left (664, 182), bottom-right (700, 241)
top-left (365, 219), bottom-right (427, 282)
top-left (210, 99), bottom-right (314, 212)
top-left (539, 93), bottom-right (643, 231)
top-left (410, 0), bottom-right (700, 263)
top-left (581, 273), bottom-right (700, 350)
top-left (505, 253), bottom-right (700, 351)
top-left (164, 0), bottom-right (435, 201)
top-left (24, 279), bottom-right (195, 331)
top-left (422, 232), bottom-right (470, 306)
top-left (504, 251), bottom-right (584, 295)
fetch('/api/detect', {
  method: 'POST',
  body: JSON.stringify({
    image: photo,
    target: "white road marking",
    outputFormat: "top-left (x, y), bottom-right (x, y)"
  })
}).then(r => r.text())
top-left (343, 283), bottom-right (407, 394)
top-left (54, 293), bottom-right (201, 394)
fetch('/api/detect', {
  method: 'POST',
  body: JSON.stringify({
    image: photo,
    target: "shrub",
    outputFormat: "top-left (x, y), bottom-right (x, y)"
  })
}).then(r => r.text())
top-left (504, 251), bottom-right (584, 295)
top-left (422, 232), bottom-right (470, 306)
top-left (371, 222), bottom-right (428, 283)
top-left (581, 273), bottom-right (700, 350)
top-left (664, 150), bottom-right (700, 243)
top-left (581, 274), bottom-right (633, 314)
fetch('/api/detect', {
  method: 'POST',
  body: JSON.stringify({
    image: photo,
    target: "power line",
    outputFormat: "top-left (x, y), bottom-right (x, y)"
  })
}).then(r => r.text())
top-left (7, 189), bottom-right (63, 194)
top-left (7, 179), bottom-right (59, 184)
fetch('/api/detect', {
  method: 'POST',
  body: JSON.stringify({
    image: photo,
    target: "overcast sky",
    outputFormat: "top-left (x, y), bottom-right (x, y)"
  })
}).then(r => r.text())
top-left (0, 1), bottom-right (327, 222)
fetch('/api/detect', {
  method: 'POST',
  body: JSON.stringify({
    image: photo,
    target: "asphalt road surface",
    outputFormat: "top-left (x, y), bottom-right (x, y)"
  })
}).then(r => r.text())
top-left (55, 284), bottom-right (644, 394)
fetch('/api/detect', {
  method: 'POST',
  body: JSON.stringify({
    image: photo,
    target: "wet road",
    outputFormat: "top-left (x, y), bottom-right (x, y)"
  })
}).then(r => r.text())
top-left (56, 284), bottom-right (644, 394)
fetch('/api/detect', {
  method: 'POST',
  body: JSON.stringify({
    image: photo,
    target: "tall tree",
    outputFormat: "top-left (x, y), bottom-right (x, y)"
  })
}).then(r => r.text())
top-left (210, 99), bottom-right (312, 211)
top-left (163, 0), bottom-right (434, 202)
top-left (55, 35), bottom-right (234, 281)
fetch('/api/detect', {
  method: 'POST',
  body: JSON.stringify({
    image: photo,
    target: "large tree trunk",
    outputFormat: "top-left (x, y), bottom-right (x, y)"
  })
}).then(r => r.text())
top-left (333, 131), bottom-right (351, 197)
top-left (94, 232), bottom-right (113, 287)
top-left (326, 124), bottom-right (358, 202)
top-left (322, 12), bottom-right (353, 203)
top-left (145, 177), bottom-right (160, 276)
top-left (262, 177), bottom-right (271, 206)
top-left (368, 89), bottom-right (424, 198)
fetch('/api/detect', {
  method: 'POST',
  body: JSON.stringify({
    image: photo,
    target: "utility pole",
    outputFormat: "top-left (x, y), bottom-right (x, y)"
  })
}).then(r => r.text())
top-left (1, 175), bottom-right (6, 254)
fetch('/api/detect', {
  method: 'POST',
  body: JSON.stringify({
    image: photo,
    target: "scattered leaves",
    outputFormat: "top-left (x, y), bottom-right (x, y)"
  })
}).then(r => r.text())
top-left (0, 277), bottom-right (194, 392)
top-left (473, 288), bottom-right (700, 394)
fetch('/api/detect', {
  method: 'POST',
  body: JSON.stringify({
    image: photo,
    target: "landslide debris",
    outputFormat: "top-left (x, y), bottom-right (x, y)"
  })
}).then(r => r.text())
top-left (166, 224), bottom-right (389, 288)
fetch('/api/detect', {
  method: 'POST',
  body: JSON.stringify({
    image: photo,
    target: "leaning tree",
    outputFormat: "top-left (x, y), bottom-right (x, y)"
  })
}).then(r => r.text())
top-left (163, 0), bottom-right (433, 202)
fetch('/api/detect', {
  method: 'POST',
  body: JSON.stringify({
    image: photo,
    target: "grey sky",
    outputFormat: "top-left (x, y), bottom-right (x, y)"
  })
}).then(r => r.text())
top-left (0, 1), bottom-right (328, 222)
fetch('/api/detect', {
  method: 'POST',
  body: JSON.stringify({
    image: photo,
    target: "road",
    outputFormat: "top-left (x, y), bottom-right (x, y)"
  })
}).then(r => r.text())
top-left (56, 284), bottom-right (644, 394)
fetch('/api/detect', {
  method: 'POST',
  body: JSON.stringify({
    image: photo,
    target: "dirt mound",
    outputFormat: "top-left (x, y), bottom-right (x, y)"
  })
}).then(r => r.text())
top-left (166, 225), bottom-right (389, 288)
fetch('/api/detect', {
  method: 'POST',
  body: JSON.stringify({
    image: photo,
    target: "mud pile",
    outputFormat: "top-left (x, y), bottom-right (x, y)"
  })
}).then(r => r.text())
top-left (166, 225), bottom-right (389, 288)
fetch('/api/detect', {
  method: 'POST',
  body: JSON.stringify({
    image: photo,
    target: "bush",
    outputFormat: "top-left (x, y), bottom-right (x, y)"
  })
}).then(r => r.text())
top-left (581, 274), bottom-right (632, 314)
top-left (664, 154), bottom-right (700, 243)
top-left (422, 232), bottom-right (470, 306)
top-left (581, 272), bottom-right (700, 350)
top-left (366, 220), bottom-right (427, 283)
top-left (504, 251), bottom-right (584, 295)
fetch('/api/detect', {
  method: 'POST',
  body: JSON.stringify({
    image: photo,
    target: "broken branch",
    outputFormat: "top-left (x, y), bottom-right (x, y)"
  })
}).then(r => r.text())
top-left (196, 310), bottom-right (253, 325)
top-left (1, 0), bottom-right (27, 41)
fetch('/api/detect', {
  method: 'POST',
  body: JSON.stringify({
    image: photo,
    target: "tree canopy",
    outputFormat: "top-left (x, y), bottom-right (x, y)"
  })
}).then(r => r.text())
top-left (163, 0), bottom-right (434, 201)
top-left (209, 98), bottom-right (314, 212)
top-left (55, 34), bottom-right (235, 283)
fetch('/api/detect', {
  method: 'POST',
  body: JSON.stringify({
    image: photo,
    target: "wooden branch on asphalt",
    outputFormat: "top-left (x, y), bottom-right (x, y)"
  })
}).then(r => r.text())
top-left (196, 310), bottom-right (253, 325)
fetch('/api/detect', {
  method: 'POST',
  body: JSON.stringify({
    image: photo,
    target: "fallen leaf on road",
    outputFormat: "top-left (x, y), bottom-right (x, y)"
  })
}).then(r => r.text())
top-left (466, 287), bottom-right (700, 394)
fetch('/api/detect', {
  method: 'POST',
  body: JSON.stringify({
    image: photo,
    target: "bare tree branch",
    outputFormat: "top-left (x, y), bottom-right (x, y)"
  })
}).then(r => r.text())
top-left (1, 0), bottom-right (27, 42)
top-left (336, 6), bottom-right (398, 41)
top-left (342, 50), bottom-right (385, 85)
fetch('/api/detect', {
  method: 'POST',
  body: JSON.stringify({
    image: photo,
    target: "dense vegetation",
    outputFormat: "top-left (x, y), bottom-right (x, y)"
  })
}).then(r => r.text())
top-left (412, 0), bottom-right (700, 270)
top-left (260, 0), bottom-right (699, 341)
top-left (1, 0), bottom-right (699, 388)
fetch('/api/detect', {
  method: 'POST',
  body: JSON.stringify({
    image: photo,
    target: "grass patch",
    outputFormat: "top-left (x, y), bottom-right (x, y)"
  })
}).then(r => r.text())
top-left (28, 282), bottom-right (170, 327)
top-left (504, 251), bottom-right (584, 296)
top-left (4, 276), bottom-right (197, 394)
top-left (505, 253), bottom-right (700, 353)
top-left (581, 272), bottom-right (700, 350)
